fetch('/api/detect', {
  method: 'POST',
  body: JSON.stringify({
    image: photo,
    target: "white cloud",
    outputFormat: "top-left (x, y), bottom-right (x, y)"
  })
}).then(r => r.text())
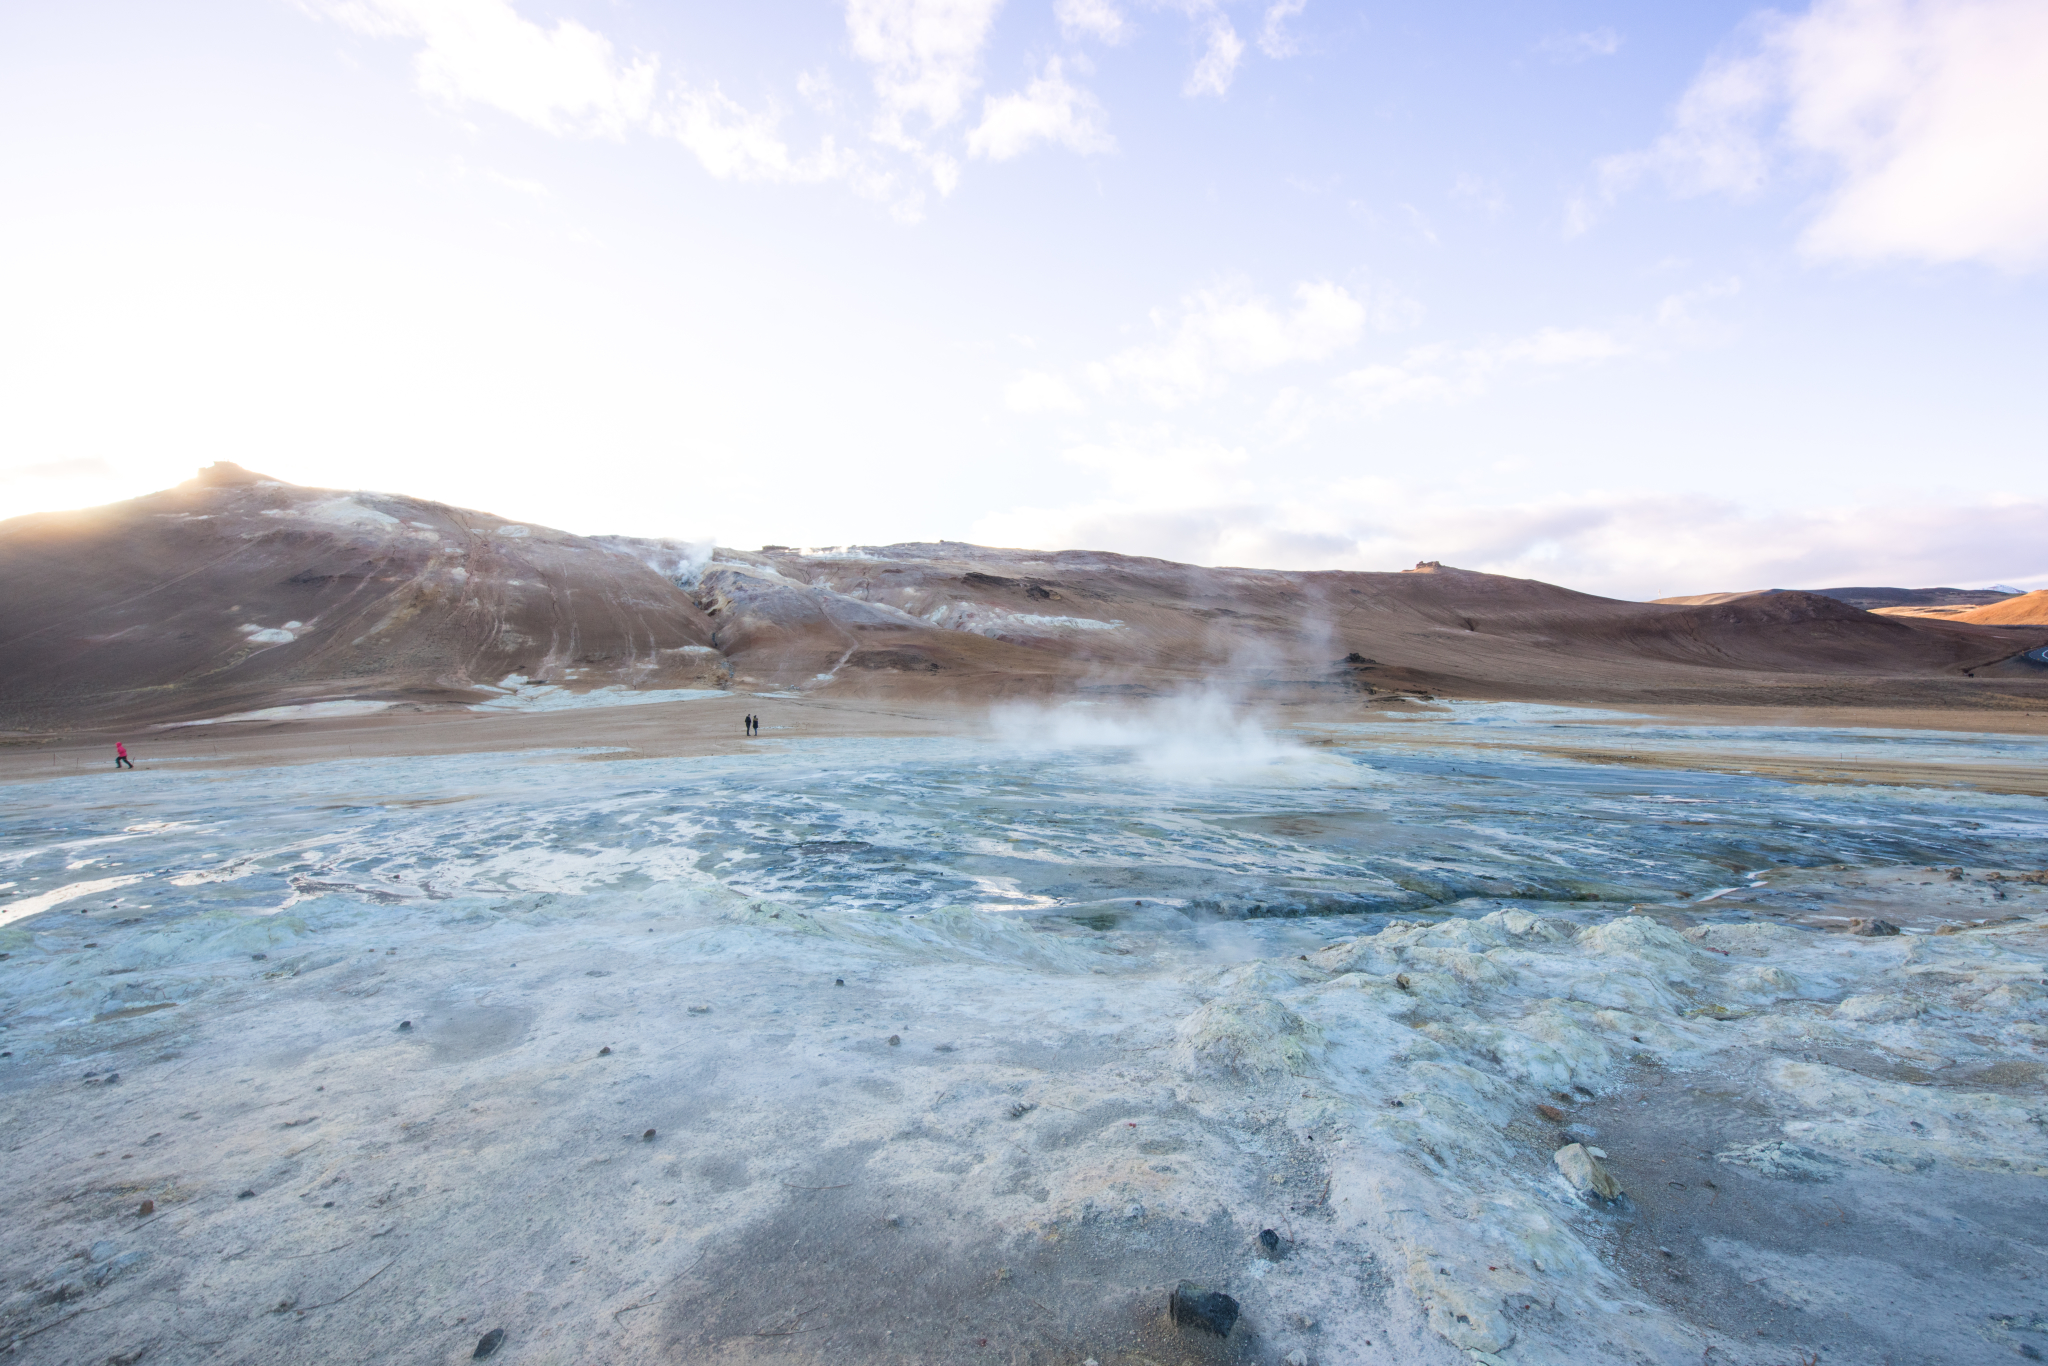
top-left (968, 58), bottom-right (1115, 159)
top-left (311, 0), bottom-right (853, 188)
top-left (844, 0), bottom-right (1005, 146)
top-left (1061, 425), bottom-right (1251, 501)
top-left (1005, 369), bottom-right (1087, 412)
top-left (1258, 0), bottom-right (1307, 59)
top-left (1450, 173), bottom-right (1506, 215)
top-left (457, 161), bottom-right (550, 196)
top-left (1185, 10), bottom-right (1246, 96)
top-left (1335, 326), bottom-right (1629, 414)
top-left (1056, 0), bottom-right (1131, 43)
top-left (1538, 27), bottom-right (1622, 63)
top-left (1089, 279), bottom-right (1369, 405)
top-left (663, 88), bottom-right (849, 183)
top-left (312, 0), bottom-right (1123, 215)
top-left (1500, 327), bottom-right (1629, 365)
top-left (1601, 0), bottom-right (2048, 270)
top-left (314, 0), bottom-right (658, 136)
top-left (1655, 276), bottom-right (1742, 329)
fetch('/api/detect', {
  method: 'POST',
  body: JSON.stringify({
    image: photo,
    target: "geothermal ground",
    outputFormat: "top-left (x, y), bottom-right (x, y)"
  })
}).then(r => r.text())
top-left (2, 698), bottom-right (2046, 1366)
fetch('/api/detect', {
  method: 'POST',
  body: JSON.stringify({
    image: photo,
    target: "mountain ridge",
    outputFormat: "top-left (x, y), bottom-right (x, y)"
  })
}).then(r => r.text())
top-left (4, 467), bottom-right (2046, 729)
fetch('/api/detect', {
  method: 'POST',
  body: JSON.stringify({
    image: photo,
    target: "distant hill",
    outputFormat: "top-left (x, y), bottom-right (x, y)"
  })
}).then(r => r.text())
top-left (1655, 586), bottom-right (2020, 610)
top-left (4, 471), bottom-right (2047, 729)
top-left (1875, 590), bottom-right (2048, 626)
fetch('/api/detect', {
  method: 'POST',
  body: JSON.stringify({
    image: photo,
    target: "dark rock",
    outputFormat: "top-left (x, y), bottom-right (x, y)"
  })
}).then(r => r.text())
top-left (237, 1190), bottom-right (256, 1199)
top-left (137, 1200), bottom-right (154, 1217)
top-left (473, 1327), bottom-right (507, 1359)
top-left (1849, 918), bottom-right (1902, 936)
top-left (1258, 1228), bottom-right (1280, 1253)
top-left (598, 1046), bottom-right (611, 1056)
top-left (1536, 1102), bottom-right (1567, 1122)
top-left (398, 1021), bottom-right (412, 1032)
top-left (642, 1128), bottom-right (657, 1142)
top-left (251, 953), bottom-right (267, 961)
top-left (887, 1035), bottom-right (900, 1046)
top-left (834, 978), bottom-right (844, 986)
top-left (1169, 1281), bottom-right (1239, 1337)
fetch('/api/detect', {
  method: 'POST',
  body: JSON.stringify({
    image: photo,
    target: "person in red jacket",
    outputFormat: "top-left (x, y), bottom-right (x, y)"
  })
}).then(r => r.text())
top-left (114, 742), bottom-right (134, 770)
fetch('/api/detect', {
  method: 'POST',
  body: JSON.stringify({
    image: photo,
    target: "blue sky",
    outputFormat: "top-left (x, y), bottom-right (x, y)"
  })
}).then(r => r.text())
top-left (2, 0), bottom-right (2044, 597)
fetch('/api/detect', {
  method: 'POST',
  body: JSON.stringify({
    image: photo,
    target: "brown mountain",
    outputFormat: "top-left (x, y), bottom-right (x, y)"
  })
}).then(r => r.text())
top-left (0, 464), bottom-right (719, 729)
top-left (4, 471), bottom-right (2046, 730)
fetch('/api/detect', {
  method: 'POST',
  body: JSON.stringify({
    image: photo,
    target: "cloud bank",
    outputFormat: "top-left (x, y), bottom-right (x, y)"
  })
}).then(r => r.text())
top-left (1600, 0), bottom-right (2048, 270)
top-left (972, 487), bottom-right (2048, 601)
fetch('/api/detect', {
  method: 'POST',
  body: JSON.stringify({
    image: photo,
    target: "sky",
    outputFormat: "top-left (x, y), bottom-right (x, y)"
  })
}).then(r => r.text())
top-left (2, 0), bottom-right (2045, 599)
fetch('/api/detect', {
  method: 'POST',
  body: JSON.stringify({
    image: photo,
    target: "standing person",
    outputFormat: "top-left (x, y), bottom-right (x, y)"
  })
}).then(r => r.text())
top-left (114, 742), bottom-right (134, 770)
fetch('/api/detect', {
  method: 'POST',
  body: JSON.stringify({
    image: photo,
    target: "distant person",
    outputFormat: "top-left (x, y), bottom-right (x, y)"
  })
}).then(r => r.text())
top-left (114, 742), bottom-right (134, 770)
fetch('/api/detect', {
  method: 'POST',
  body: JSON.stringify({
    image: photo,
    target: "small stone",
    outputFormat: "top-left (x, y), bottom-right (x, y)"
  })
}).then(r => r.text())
top-left (1258, 1228), bottom-right (1280, 1253)
top-left (137, 1200), bottom-right (154, 1217)
top-left (887, 1035), bottom-right (900, 1046)
top-left (1169, 1281), bottom-right (1239, 1337)
top-left (686, 1005), bottom-right (710, 1014)
top-left (598, 1046), bottom-right (611, 1056)
top-left (1849, 918), bottom-right (1902, 936)
top-left (251, 953), bottom-right (267, 961)
top-left (1286, 1351), bottom-right (1310, 1366)
top-left (1536, 1103), bottom-right (1566, 1122)
top-left (642, 1128), bottom-right (657, 1142)
top-left (398, 1021), bottom-right (412, 1032)
top-left (1124, 1202), bottom-right (1144, 1220)
top-left (1553, 1143), bottom-right (1624, 1204)
top-left (472, 1327), bottom-right (507, 1359)
top-left (237, 1189), bottom-right (256, 1199)
top-left (834, 978), bottom-right (845, 986)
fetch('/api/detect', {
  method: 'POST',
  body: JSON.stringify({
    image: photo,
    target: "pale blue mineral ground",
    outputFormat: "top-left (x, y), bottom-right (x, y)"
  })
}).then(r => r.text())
top-left (3, 702), bottom-right (2044, 1364)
